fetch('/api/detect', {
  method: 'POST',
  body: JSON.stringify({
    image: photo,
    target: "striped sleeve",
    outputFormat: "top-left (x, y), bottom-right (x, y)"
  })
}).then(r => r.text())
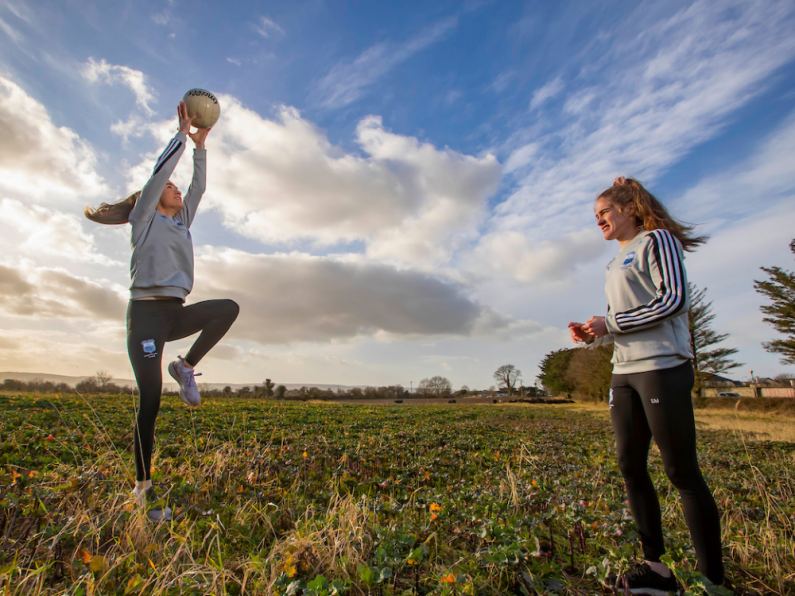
top-left (152, 137), bottom-right (184, 176)
top-left (128, 133), bottom-right (186, 225)
top-left (611, 229), bottom-right (688, 333)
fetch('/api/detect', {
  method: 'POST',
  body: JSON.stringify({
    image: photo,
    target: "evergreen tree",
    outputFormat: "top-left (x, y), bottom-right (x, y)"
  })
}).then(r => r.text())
top-left (538, 348), bottom-right (576, 394)
top-left (565, 345), bottom-right (613, 401)
top-left (754, 238), bottom-right (795, 365)
top-left (689, 283), bottom-right (742, 395)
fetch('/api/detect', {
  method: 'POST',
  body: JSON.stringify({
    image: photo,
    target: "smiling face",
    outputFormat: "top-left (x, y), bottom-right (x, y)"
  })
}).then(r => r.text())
top-left (158, 181), bottom-right (183, 214)
top-left (594, 196), bottom-right (638, 245)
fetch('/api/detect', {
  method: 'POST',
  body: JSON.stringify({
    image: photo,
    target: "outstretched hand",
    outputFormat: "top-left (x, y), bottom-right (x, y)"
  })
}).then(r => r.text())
top-left (177, 102), bottom-right (198, 135)
top-left (189, 126), bottom-right (211, 149)
top-left (568, 322), bottom-right (595, 344)
top-left (177, 102), bottom-right (211, 148)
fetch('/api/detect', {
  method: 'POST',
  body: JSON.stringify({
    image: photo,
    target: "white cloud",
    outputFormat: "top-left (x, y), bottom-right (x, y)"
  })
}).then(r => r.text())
top-left (470, 227), bottom-right (607, 286)
top-left (0, 199), bottom-right (119, 265)
top-left (0, 328), bottom-right (129, 378)
top-left (254, 15), bottom-right (284, 38)
top-left (81, 57), bottom-right (156, 115)
top-left (0, 75), bottom-right (108, 201)
top-left (130, 101), bottom-right (501, 265)
top-left (152, 10), bottom-right (170, 26)
top-left (0, 262), bottom-right (126, 321)
top-left (673, 109), bottom-right (795, 223)
top-left (495, 0), bottom-right (795, 242)
top-left (490, 70), bottom-right (515, 94)
top-left (190, 248), bottom-right (540, 345)
top-left (529, 76), bottom-right (564, 109)
top-left (313, 16), bottom-right (457, 109)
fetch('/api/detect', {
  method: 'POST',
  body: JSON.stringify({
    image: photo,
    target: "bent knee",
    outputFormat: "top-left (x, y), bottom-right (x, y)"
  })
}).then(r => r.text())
top-left (222, 299), bottom-right (240, 320)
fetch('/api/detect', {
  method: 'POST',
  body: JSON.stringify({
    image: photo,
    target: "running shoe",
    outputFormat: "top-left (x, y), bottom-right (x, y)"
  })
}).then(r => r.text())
top-left (607, 563), bottom-right (679, 595)
top-left (168, 356), bottom-right (202, 406)
top-left (132, 486), bottom-right (172, 523)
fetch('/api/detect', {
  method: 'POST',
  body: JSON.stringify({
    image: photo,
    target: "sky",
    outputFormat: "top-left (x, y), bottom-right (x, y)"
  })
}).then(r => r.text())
top-left (0, 0), bottom-right (793, 390)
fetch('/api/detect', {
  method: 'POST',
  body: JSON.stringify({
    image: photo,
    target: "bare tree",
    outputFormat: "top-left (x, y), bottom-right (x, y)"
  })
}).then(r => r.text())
top-left (493, 365), bottom-right (522, 396)
top-left (94, 370), bottom-right (113, 389)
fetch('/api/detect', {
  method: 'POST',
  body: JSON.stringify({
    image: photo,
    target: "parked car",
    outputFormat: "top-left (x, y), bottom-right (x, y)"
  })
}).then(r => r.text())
top-left (717, 392), bottom-right (741, 397)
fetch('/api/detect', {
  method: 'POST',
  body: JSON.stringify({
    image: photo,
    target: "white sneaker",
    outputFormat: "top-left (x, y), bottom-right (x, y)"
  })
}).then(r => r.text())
top-left (132, 486), bottom-right (172, 522)
top-left (168, 356), bottom-right (201, 406)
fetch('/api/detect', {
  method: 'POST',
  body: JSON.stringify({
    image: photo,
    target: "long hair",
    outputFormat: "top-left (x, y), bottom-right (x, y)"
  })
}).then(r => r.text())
top-left (84, 191), bottom-right (141, 225)
top-left (599, 178), bottom-right (708, 251)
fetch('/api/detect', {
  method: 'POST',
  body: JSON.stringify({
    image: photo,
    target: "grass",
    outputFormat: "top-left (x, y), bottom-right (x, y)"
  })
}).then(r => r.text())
top-left (0, 393), bottom-right (792, 595)
top-left (565, 401), bottom-right (795, 443)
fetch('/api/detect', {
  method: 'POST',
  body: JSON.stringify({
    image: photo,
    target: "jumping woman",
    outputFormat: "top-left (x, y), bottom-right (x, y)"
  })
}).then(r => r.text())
top-left (568, 177), bottom-right (723, 593)
top-left (86, 103), bottom-right (239, 521)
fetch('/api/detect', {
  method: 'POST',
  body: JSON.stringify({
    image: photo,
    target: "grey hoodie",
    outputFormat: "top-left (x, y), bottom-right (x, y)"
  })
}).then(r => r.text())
top-left (593, 229), bottom-right (693, 374)
top-left (129, 133), bottom-right (206, 300)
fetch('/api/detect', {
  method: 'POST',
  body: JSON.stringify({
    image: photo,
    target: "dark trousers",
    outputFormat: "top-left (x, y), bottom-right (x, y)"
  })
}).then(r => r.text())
top-left (127, 298), bottom-right (239, 481)
top-left (610, 362), bottom-right (724, 585)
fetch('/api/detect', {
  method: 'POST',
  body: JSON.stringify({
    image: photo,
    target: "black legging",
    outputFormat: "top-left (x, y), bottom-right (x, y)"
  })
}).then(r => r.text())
top-left (610, 362), bottom-right (723, 585)
top-left (127, 298), bottom-right (239, 481)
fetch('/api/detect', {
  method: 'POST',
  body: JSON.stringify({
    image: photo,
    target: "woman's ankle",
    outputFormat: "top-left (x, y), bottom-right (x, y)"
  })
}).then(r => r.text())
top-left (645, 560), bottom-right (672, 578)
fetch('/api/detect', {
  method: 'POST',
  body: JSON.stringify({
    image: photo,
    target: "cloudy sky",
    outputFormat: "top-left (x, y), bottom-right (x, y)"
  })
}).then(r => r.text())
top-left (0, 0), bottom-right (793, 389)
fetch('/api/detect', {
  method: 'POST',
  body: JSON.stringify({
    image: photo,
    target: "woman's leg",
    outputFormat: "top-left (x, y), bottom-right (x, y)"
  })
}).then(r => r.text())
top-left (168, 299), bottom-right (239, 365)
top-left (127, 300), bottom-right (178, 482)
top-left (610, 374), bottom-right (666, 563)
top-left (633, 363), bottom-right (724, 585)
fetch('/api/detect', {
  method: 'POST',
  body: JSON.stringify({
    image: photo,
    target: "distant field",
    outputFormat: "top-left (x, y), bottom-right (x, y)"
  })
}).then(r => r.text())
top-left (565, 401), bottom-right (795, 443)
top-left (0, 394), bottom-right (792, 595)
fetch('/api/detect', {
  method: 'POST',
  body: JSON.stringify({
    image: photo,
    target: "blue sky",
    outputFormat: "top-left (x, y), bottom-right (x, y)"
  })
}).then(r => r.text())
top-left (0, 0), bottom-right (793, 388)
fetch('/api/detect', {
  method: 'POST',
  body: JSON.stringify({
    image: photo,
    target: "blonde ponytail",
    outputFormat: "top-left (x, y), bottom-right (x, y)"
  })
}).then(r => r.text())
top-left (85, 191), bottom-right (141, 225)
top-left (598, 178), bottom-right (708, 251)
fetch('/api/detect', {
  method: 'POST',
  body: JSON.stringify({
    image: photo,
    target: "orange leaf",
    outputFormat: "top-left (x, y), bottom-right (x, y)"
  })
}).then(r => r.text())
top-left (441, 573), bottom-right (456, 584)
top-left (78, 549), bottom-right (92, 564)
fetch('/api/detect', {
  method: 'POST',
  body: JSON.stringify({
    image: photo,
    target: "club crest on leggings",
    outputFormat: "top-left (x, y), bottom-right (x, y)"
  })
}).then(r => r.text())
top-left (141, 339), bottom-right (157, 358)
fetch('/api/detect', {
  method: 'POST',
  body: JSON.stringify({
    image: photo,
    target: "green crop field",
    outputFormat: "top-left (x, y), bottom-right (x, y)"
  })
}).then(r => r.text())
top-left (0, 394), bottom-right (792, 595)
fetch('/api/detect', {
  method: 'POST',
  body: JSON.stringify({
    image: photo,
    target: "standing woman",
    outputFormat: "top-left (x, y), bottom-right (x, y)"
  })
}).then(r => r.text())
top-left (86, 103), bottom-right (239, 521)
top-left (568, 177), bottom-right (723, 592)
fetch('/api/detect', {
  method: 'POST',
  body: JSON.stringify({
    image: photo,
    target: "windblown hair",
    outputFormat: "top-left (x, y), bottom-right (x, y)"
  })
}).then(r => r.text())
top-left (598, 178), bottom-right (708, 251)
top-left (84, 191), bottom-right (141, 225)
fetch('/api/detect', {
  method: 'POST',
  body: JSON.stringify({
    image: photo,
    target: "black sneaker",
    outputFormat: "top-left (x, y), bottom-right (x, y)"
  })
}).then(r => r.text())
top-left (608, 563), bottom-right (679, 595)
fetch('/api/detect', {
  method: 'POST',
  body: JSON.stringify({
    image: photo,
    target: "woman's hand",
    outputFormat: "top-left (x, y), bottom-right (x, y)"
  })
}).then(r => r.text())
top-left (177, 102), bottom-right (198, 136)
top-left (189, 126), bottom-right (211, 149)
top-left (582, 316), bottom-right (608, 338)
top-left (568, 322), bottom-right (595, 344)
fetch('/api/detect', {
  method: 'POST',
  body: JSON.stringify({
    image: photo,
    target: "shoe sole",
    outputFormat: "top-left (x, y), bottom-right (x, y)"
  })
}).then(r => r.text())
top-left (168, 361), bottom-right (200, 406)
top-left (628, 588), bottom-right (680, 596)
top-left (147, 507), bottom-right (173, 522)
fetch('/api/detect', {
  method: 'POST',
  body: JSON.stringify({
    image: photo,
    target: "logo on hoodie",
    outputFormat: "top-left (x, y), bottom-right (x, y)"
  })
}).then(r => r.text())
top-left (620, 251), bottom-right (636, 270)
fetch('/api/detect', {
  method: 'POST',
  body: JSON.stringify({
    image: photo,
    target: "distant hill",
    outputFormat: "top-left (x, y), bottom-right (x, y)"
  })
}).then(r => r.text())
top-left (0, 372), bottom-right (357, 392)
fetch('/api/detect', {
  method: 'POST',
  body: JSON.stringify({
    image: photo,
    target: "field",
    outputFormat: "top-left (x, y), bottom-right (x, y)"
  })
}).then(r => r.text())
top-left (0, 394), bottom-right (793, 595)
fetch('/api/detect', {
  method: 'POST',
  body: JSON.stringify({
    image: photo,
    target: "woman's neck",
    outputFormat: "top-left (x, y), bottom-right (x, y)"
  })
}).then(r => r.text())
top-left (617, 228), bottom-right (641, 248)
